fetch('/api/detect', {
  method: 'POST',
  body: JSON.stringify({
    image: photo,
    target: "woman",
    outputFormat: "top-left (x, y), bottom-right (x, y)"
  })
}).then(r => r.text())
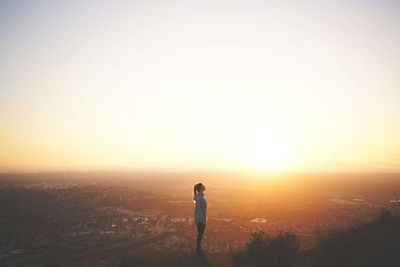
top-left (193, 182), bottom-right (207, 253)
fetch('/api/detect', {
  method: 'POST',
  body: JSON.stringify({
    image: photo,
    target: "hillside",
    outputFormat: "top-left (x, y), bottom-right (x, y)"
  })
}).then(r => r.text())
top-left (124, 215), bottom-right (400, 267)
top-left (298, 215), bottom-right (400, 267)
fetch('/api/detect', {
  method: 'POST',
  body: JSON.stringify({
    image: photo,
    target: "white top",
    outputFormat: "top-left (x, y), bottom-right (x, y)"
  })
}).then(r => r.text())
top-left (193, 193), bottom-right (207, 223)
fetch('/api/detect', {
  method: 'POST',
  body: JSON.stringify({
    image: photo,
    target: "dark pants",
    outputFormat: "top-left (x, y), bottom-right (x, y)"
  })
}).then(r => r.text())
top-left (196, 222), bottom-right (206, 250)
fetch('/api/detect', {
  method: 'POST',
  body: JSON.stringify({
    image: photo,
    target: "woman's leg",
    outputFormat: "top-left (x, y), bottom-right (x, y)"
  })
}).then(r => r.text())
top-left (196, 222), bottom-right (206, 251)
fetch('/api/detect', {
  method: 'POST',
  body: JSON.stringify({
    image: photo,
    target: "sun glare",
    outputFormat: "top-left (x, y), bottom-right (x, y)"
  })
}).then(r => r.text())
top-left (240, 133), bottom-right (290, 171)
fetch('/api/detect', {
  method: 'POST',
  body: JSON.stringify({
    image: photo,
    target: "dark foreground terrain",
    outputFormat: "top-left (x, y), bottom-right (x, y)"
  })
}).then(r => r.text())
top-left (0, 171), bottom-right (399, 266)
top-left (116, 215), bottom-right (400, 267)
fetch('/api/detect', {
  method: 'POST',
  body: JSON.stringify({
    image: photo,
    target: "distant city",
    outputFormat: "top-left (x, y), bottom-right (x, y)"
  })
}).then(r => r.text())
top-left (1, 171), bottom-right (399, 266)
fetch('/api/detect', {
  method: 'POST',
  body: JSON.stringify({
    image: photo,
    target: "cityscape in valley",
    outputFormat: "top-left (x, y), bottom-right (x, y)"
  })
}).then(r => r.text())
top-left (1, 171), bottom-right (399, 266)
top-left (2, 0), bottom-right (400, 266)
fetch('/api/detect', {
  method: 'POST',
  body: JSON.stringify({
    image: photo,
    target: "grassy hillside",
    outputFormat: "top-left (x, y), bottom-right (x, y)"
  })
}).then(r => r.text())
top-left (121, 213), bottom-right (400, 267)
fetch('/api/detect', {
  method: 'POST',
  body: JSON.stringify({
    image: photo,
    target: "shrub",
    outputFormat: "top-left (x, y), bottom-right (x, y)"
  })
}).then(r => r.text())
top-left (232, 231), bottom-right (299, 267)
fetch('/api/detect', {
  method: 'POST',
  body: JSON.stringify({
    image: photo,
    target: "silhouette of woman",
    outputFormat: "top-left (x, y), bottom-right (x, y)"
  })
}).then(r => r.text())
top-left (193, 183), bottom-right (207, 253)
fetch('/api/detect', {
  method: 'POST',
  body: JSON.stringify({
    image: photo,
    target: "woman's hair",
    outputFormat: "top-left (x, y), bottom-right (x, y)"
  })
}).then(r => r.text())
top-left (194, 183), bottom-right (204, 195)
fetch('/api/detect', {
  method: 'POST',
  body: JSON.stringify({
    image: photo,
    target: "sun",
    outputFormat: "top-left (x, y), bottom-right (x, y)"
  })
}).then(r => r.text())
top-left (240, 133), bottom-right (290, 171)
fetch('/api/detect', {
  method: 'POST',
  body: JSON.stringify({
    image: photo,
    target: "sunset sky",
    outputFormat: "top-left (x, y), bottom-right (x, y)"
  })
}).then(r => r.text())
top-left (1, 0), bottom-right (399, 171)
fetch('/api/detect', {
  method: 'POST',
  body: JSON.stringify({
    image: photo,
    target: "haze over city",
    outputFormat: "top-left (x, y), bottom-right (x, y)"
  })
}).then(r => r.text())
top-left (1, 1), bottom-right (400, 266)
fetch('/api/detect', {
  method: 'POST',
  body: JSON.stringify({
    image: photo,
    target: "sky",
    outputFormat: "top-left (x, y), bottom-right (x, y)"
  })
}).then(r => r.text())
top-left (0, 0), bottom-right (399, 172)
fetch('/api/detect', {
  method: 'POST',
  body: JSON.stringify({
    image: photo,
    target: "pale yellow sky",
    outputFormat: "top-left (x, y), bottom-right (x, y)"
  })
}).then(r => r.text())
top-left (0, 1), bottom-right (399, 171)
